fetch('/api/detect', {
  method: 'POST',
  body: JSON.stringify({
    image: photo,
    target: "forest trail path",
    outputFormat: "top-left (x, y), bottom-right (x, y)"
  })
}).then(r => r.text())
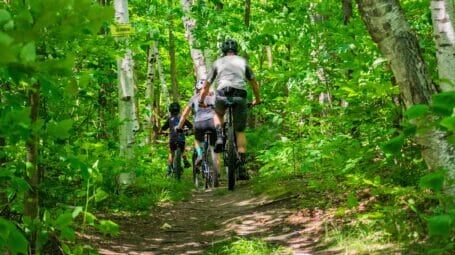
top-left (84, 182), bottom-right (333, 255)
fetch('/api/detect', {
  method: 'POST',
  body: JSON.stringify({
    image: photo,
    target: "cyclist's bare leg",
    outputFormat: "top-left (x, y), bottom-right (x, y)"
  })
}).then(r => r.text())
top-left (236, 132), bottom-right (246, 153)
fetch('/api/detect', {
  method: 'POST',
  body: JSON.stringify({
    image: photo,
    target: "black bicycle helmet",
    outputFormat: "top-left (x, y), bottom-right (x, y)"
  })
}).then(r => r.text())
top-left (195, 79), bottom-right (205, 91)
top-left (169, 102), bottom-right (180, 114)
top-left (221, 39), bottom-right (238, 55)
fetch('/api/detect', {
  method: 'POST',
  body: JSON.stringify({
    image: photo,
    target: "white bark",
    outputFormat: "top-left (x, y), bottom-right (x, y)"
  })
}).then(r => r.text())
top-left (266, 46), bottom-right (273, 69)
top-left (357, 0), bottom-right (455, 191)
top-left (155, 43), bottom-right (170, 106)
top-left (431, 0), bottom-right (455, 91)
top-left (114, 0), bottom-right (138, 161)
top-left (145, 40), bottom-right (157, 144)
top-left (181, 0), bottom-right (208, 80)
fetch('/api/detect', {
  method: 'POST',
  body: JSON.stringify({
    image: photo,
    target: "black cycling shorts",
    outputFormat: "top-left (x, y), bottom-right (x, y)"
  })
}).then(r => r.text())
top-left (194, 119), bottom-right (216, 146)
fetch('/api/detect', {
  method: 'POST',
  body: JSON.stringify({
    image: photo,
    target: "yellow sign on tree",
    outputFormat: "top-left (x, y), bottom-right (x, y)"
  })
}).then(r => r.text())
top-left (111, 23), bottom-right (134, 36)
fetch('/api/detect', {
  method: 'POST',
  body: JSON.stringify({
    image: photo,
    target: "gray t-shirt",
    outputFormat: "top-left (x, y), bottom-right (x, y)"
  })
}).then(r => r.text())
top-left (207, 55), bottom-right (255, 91)
top-left (188, 93), bottom-right (215, 122)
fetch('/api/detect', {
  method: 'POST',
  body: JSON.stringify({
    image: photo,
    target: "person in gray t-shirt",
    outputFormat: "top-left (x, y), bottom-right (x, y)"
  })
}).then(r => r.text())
top-left (178, 80), bottom-right (221, 181)
top-left (199, 39), bottom-right (261, 180)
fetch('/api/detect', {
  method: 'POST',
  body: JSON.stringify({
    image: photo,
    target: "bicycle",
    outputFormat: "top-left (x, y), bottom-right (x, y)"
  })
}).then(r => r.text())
top-left (193, 130), bottom-right (219, 190)
top-left (222, 96), bottom-right (246, 190)
top-left (164, 129), bottom-right (190, 181)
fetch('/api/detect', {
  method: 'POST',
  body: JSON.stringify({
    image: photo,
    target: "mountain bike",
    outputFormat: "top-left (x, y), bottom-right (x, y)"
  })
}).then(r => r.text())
top-left (193, 130), bottom-right (219, 190)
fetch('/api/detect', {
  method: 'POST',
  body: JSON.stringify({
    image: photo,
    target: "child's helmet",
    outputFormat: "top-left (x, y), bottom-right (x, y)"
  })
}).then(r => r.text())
top-left (195, 79), bottom-right (205, 90)
top-left (221, 39), bottom-right (238, 55)
top-left (169, 102), bottom-right (180, 114)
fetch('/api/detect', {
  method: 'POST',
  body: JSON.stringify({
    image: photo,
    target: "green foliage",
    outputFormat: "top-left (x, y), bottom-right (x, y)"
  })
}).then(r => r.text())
top-left (0, 218), bottom-right (28, 255)
top-left (206, 237), bottom-right (291, 255)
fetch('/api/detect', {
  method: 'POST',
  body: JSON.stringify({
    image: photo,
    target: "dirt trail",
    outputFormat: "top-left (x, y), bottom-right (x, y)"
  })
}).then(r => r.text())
top-left (83, 182), bottom-right (333, 255)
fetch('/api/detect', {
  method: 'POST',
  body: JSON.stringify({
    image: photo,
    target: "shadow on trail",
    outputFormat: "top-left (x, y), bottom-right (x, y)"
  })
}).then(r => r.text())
top-left (81, 182), bottom-right (346, 255)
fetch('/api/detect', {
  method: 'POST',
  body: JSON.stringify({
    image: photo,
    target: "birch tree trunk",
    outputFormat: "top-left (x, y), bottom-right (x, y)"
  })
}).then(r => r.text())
top-left (356, 0), bottom-right (455, 184)
top-left (431, 0), bottom-right (455, 91)
top-left (168, 0), bottom-right (179, 102)
top-left (114, 0), bottom-right (138, 161)
top-left (24, 82), bottom-right (40, 253)
top-left (155, 43), bottom-right (170, 106)
top-left (145, 40), bottom-right (157, 144)
top-left (181, 0), bottom-right (208, 80)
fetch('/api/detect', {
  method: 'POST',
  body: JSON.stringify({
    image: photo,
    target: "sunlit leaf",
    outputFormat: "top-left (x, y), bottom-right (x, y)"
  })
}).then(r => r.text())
top-left (98, 220), bottom-right (119, 236)
top-left (440, 116), bottom-right (455, 131)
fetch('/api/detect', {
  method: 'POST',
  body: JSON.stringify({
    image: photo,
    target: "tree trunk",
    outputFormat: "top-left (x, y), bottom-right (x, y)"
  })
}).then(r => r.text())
top-left (114, 0), bottom-right (138, 161)
top-left (145, 40), bottom-right (157, 144)
top-left (168, 0), bottom-right (179, 102)
top-left (431, 0), bottom-right (455, 92)
top-left (24, 82), bottom-right (40, 254)
top-left (356, 0), bottom-right (455, 179)
top-left (155, 42), bottom-right (170, 107)
top-left (245, 0), bottom-right (251, 28)
top-left (181, 0), bottom-right (208, 80)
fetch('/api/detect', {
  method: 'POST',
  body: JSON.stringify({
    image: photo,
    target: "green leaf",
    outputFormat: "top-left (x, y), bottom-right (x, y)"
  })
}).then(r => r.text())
top-left (60, 227), bottom-right (75, 241)
top-left (427, 214), bottom-right (452, 238)
top-left (440, 116), bottom-right (455, 131)
top-left (84, 212), bottom-right (97, 226)
top-left (54, 212), bottom-right (73, 230)
top-left (420, 171), bottom-right (445, 192)
top-left (382, 135), bottom-right (404, 154)
top-left (432, 91), bottom-right (455, 116)
top-left (46, 119), bottom-right (73, 140)
top-left (405, 104), bottom-right (429, 119)
top-left (98, 220), bottom-right (119, 237)
top-left (94, 188), bottom-right (109, 203)
top-left (0, 9), bottom-right (11, 24)
top-left (72, 207), bottom-right (83, 219)
top-left (8, 228), bottom-right (29, 255)
top-left (0, 218), bottom-right (28, 255)
top-left (20, 42), bottom-right (36, 63)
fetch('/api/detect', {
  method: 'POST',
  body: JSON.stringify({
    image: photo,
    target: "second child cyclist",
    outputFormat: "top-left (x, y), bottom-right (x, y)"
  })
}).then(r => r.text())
top-left (199, 39), bottom-right (261, 180)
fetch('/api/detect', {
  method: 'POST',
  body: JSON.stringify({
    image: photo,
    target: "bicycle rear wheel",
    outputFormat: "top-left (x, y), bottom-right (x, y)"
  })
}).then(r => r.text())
top-left (226, 124), bottom-right (236, 190)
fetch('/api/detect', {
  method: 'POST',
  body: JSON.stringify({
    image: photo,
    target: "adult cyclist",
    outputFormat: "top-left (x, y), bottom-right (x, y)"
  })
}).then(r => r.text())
top-left (199, 39), bottom-right (261, 180)
top-left (177, 80), bottom-right (220, 177)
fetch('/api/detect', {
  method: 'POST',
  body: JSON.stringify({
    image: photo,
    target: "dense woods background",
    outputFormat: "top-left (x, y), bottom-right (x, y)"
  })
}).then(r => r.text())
top-left (0, 0), bottom-right (454, 254)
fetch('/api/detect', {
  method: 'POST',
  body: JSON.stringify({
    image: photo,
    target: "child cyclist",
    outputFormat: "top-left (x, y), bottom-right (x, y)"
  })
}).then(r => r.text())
top-left (177, 80), bottom-right (220, 185)
top-left (161, 102), bottom-right (192, 176)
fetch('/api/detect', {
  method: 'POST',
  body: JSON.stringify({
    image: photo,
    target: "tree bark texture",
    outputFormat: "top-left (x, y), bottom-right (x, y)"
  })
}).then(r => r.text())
top-left (181, 0), bottom-right (208, 80)
top-left (155, 43), bottom-right (170, 107)
top-left (431, 0), bottom-right (455, 91)
top-left (24, 82), bottom-right (40, 254)
top-left (356, 0), bottom-right (455, 178)
top-left (114, 0), bottom-right (138, 160)
top-left (145, 40), bottom-right (157, 144)
top-left (168, 0), bottom-right (179, 102)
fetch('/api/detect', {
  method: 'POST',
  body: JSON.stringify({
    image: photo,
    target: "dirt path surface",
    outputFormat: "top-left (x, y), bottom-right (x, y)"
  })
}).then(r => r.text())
top-left (84, 182), bottom-right (334, 255)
